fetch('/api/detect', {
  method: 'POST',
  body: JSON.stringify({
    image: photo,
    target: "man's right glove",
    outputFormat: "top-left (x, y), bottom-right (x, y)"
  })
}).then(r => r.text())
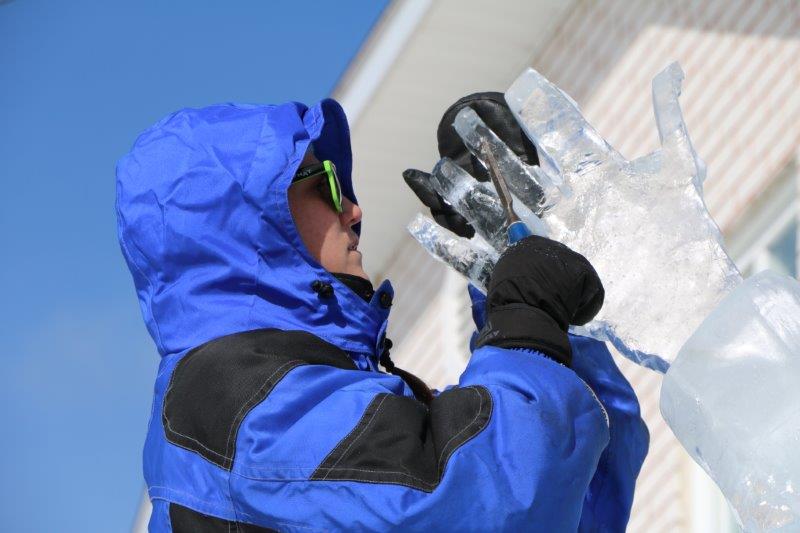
top-left (475, 235), bottom-right (604, 368)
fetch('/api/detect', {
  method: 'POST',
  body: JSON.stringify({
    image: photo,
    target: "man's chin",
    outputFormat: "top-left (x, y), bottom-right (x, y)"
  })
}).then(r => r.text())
top-left (346, 256), bottom-right (369, 281)
top-left (349, 268), bottom-right (370, 281)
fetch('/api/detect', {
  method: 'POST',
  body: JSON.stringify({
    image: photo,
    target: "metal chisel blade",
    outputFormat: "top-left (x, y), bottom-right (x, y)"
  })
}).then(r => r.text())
top-left (481, 139), bottom-right (519, 225)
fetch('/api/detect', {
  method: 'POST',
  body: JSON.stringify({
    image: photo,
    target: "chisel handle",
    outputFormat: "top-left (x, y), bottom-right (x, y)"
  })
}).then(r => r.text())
top-left (507, 220), bottom-right (532, 244)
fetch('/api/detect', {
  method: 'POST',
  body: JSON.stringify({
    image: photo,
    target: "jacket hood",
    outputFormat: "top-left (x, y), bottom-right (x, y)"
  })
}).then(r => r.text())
top-left (116, 99), bottom-right (393, 358)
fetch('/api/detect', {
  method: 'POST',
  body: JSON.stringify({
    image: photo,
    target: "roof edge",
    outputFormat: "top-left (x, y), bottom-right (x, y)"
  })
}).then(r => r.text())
top-left (332, 0), bottom-right (433, 126)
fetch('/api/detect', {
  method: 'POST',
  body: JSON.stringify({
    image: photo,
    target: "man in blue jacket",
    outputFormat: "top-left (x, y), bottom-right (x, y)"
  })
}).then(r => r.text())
top-left (116, 97), bottom-right (648, 532)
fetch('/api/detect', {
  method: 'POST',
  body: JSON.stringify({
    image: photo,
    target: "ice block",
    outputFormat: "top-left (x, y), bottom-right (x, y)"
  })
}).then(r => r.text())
top-left (661, 270), bottom-right (800, 531)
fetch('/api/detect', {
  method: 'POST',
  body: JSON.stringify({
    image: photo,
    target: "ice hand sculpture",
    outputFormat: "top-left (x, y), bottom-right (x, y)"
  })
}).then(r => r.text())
top-left (408, 63), bottom-right (742, 371)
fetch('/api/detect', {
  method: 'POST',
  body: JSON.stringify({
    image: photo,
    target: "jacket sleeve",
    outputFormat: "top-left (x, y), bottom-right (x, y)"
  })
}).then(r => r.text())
top-left (224, 344), bottom-right (611, 531)
top-left (570, 335), bottom-right (650, 532)
top-left (467, 284), bottom-right (649, 531)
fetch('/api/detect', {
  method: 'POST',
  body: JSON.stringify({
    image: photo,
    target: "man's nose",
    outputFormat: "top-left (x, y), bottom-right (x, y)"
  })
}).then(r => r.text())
top-left (340, 196), bottom-right (363, 228)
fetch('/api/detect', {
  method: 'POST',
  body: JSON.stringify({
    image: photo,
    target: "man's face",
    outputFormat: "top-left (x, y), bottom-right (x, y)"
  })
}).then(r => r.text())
top-left (288, 150), bottom-right (368, 280)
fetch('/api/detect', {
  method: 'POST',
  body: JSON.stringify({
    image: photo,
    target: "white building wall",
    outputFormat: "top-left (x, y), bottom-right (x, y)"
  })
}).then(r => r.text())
top-left (342, 1), bottom-right (799, 531)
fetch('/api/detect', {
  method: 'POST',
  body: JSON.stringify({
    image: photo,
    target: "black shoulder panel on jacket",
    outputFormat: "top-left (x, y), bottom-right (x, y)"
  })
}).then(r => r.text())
top-left (311, 385), bottom-right (492, 492)
top-left (162, 328), bottom-right (357, 470)
top-left (169, 502), bottom-right (277, 532)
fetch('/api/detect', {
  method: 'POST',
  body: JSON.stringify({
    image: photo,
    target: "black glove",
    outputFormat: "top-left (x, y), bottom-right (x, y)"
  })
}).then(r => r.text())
top-left (475, 235), bottom-right (604, 367)
top-left (403, 167), bottom-right (475, 238)
top-left (403, 92), bottom-right (542, 239)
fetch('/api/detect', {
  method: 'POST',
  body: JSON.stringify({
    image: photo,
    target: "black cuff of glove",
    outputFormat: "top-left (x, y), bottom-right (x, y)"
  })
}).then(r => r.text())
top-left (475, 305), bottom-right (572, 367)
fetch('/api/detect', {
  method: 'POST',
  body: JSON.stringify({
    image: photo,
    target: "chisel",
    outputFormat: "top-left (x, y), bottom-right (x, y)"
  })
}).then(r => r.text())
top-left (481, 140), bottom-right (532, 244)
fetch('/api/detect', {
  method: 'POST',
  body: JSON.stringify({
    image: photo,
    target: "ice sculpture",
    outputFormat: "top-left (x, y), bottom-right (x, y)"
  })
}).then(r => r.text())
top-left (407, 213), bottom-right (498, 285)
top-left (408, 63), bottom-right (742, 371)
top-left (661, 271), bottom-right (800, 532)
top-left (429, 158), bottom-right (509, 251)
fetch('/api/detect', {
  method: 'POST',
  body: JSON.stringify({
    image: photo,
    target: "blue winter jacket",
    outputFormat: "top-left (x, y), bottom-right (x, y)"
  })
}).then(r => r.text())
top-left (116, 99), bottom-right (648, 532)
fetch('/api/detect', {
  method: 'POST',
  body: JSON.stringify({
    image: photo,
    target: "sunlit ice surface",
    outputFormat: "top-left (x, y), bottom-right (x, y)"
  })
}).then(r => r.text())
top-left (661, 271), bottom-right (800, 532)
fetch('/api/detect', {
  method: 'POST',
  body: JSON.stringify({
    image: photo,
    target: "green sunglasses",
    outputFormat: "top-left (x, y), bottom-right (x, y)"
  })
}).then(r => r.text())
top-left (291, 160), bottom-right (343, 213)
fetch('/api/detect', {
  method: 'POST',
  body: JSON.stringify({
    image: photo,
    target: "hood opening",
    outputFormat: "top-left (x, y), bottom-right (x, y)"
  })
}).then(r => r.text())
top-left (116, 99), bottom-right (390, 359)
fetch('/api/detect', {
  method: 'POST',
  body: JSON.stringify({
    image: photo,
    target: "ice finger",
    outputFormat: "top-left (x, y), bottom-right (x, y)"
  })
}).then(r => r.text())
top-left (629, 150), bottom-right (662, 176)
top-left (513, 196), bottom-right (549, 237)
top-left (652, 63), bottom-right (685, 144)
top-left (408, 213), bottom-right (498, 290)
top-left (453, 107), bottom-right (559, 214)
top-left (652, 62), bottom-right (707, 185)
top-left (532, 164), bottom-right (565, 192)
top-left (506, 68), bottom-right (621, 178)
top-left (430, 157), bottom-right (509, 252)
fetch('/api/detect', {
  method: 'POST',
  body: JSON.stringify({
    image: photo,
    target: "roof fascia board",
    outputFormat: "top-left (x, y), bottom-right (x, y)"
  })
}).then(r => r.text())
top-left (332, 0), bottom-right (433, 125)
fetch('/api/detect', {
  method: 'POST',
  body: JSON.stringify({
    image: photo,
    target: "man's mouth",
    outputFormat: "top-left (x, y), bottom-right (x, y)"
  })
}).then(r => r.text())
top-left (348, 240), bottom-right (359, 252)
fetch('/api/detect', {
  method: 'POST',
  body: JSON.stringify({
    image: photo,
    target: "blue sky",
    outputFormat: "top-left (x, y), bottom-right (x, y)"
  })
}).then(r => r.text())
top-left (0, 1), bottom-right (388, 530)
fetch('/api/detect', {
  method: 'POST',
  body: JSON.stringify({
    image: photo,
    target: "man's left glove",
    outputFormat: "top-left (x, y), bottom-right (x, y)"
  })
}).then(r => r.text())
top-left (403, 91), bottom-right (542, 239)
